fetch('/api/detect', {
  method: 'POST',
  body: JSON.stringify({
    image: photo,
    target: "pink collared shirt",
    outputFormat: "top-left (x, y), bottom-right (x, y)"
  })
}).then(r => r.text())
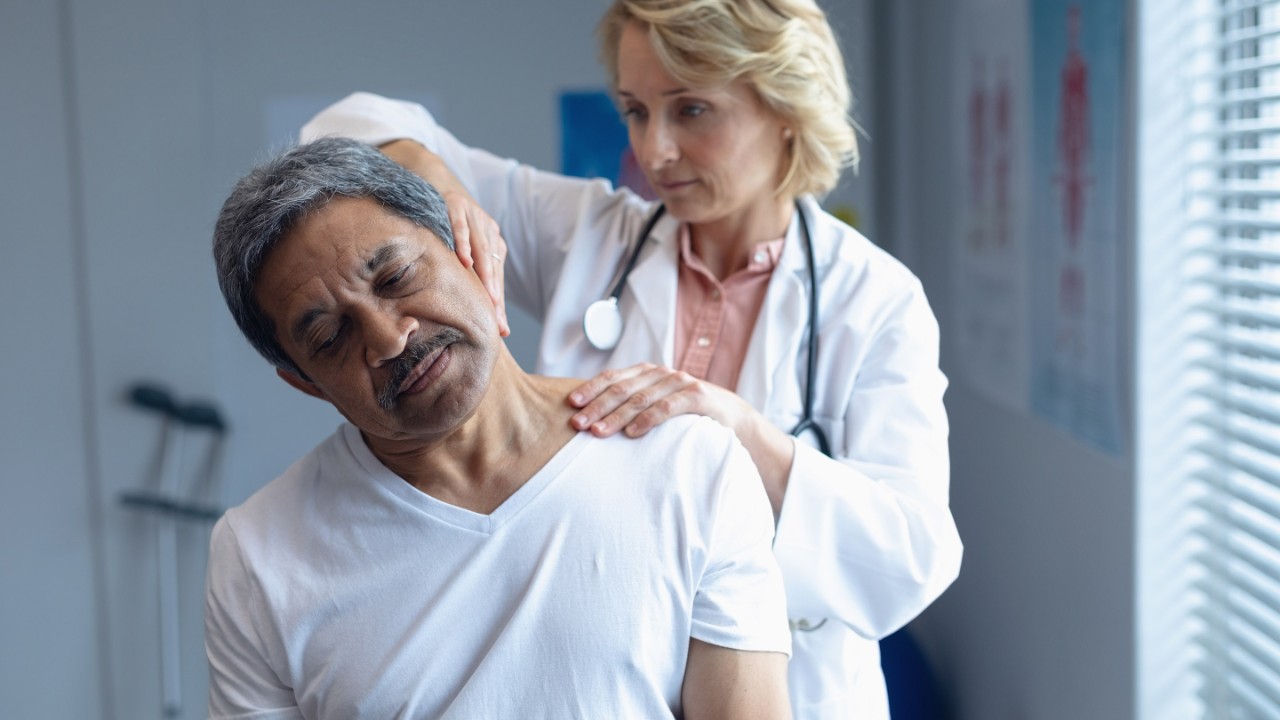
top-left (673, 223), bottom-right (785, 390)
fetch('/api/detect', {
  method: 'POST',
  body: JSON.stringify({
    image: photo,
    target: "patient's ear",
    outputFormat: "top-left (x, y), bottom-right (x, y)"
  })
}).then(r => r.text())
top-left (277, 367), bottom-right (326, 401)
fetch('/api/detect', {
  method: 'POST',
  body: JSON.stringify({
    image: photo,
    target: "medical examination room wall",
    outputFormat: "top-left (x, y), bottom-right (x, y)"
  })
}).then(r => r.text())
top-left (5, 0), bottom-right (1142, 718)
top-left (1, 1), bottom-right (874, 718)
top-left (871, 2), bottom-right (1138, 719)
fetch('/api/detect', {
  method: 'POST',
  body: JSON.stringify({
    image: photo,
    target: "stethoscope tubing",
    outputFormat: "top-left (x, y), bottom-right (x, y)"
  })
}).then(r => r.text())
top-left (584, 200), bottom-right (832, 457)
top-left (790, 203), bottom-right (832, 457)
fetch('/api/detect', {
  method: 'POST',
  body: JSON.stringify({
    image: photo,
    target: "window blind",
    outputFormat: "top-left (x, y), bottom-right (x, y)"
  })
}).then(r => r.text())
top-left (1186, 1), bottom-right (1280, 716)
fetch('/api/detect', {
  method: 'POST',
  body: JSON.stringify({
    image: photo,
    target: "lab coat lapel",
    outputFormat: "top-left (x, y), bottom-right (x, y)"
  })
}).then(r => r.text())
top-left (612, 214), bottom-right (681, 367)
top-left (737, 206), bottom-right (809, 415)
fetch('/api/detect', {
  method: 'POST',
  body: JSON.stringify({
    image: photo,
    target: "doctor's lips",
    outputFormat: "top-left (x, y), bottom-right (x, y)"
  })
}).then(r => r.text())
top-left (657, 178), bottom-right (697, 192)
top-left (379, 327), bottom-right (465, 410)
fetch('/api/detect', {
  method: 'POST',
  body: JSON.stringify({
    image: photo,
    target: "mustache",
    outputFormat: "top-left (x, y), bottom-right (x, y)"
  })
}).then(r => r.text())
top-left (378, 328), bottom-right (464, 410)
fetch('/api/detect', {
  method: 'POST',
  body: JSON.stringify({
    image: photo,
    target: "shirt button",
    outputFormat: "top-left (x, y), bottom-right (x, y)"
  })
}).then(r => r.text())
top-left (753, 251), bottom-right (766, 264)
top-left (697, 336), bottom-right (711, 348)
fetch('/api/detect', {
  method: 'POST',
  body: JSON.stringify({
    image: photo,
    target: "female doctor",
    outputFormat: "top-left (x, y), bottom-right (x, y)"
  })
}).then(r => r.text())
top-left (303, 0), bottom-right (961, 716)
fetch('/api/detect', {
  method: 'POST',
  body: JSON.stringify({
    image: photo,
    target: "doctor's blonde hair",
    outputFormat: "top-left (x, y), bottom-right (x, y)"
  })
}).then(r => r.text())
top-left (598, 0), bottom-right (859, 199)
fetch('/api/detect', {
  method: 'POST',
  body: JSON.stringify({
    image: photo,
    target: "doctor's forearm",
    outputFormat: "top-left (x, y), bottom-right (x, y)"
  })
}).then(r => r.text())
top-left (380, 140), bottom-right (455, 193)
top-left (735, 413), bottom-right (795, 518)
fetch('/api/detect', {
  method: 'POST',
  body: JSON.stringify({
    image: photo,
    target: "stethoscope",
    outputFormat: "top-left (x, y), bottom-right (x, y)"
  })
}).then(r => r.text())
top-left (582, 200), bottom-right (832, 457)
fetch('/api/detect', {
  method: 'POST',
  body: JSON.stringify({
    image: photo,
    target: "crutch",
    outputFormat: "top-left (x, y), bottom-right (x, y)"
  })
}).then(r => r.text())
top-left (120, 383), bottom-right (185, 718)
top-left (173, 400), bottom-right (227, 520)
top-left (120, 384), bottom-right (228, 719)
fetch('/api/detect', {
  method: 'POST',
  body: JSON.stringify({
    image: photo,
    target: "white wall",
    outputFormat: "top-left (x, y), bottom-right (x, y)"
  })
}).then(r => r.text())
top-left (875, 1), bottom-right (1138, 718)
top-left (0, 2), bottom-right (107, 718)
top-left (1, 1), bottom-right (872, 718)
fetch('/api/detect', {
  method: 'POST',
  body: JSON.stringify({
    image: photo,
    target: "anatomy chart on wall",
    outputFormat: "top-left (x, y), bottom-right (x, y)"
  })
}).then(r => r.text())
top-left (1028, 0), bottom-right (1124, 455)
top-left (952, 0), bottom-right (1032, 413)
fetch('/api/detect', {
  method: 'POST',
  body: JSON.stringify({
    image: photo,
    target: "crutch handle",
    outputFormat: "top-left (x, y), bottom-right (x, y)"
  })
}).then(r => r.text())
top-left (119, 491), bottom-right (222, 522)
top-left (178, 401), bottom-right (227, 433)
top-left (127, 383), bottom-right (178, 417)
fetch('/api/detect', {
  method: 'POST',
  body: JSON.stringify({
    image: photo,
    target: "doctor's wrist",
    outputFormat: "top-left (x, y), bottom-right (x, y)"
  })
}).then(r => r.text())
top-left (380, 140), bottom-right (461, 196)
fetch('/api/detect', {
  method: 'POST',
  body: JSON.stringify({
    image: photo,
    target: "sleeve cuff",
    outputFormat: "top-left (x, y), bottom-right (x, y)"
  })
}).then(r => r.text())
top-left (300, 91), bottom-right (439, 150)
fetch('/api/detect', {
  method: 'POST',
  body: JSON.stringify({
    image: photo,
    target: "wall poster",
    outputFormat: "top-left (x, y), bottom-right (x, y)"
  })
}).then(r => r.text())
top-left (952, 0), bottom-right (1032, 413)
top-left (1029, 0), bottom-right (1125, 455)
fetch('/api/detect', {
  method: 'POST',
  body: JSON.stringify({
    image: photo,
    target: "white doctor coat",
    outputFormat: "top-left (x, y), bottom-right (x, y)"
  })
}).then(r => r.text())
top-left (303, 92), bottom-right (963, 720)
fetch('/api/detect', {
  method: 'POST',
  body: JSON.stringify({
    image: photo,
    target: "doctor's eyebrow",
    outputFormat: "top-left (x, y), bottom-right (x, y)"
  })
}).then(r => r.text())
top-left (617, 87), bottom-right (690, 99)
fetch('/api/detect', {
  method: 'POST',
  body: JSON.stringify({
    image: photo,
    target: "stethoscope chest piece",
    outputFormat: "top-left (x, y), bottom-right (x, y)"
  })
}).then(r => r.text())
top-left (583, 297), bottom-right (625, 351)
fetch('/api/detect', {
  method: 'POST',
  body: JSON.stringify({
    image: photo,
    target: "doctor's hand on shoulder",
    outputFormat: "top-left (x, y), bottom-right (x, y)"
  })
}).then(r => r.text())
top-left (381, 139), bottom-right (511, 337)
top-left (568, 363), bottom-right (796, 515)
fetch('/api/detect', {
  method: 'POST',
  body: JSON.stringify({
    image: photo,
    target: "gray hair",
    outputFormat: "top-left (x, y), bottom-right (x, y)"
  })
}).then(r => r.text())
top-left (212, 137), bottom-right (454, 375)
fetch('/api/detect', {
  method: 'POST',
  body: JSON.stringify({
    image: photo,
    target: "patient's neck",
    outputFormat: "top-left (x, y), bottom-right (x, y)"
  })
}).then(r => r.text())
top-left (372, 349), bottom-right (580, 514)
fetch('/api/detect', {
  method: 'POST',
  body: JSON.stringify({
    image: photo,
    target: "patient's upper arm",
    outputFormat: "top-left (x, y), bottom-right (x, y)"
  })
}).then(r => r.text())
top-left (682, 638), bottom-right (791, 720)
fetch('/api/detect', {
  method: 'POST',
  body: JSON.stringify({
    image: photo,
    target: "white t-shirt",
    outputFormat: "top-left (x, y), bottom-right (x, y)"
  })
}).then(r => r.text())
top-left (205, 416), bottom-right (790, 719)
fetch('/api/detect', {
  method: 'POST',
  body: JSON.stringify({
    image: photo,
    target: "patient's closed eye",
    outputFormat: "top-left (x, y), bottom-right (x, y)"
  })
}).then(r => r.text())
top-left (312, 321), bottom-right (346, 356)
top-left (382, 266), bottom-right (408, 287)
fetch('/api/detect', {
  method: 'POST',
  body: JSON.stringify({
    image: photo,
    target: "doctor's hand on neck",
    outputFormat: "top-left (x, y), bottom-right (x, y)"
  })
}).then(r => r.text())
top-left (567, 363), bottom-right (795, 516)
top-left (380, 139), bottom-right (511, 337)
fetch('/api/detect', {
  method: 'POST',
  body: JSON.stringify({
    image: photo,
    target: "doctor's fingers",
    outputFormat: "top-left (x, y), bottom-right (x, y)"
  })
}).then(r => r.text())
top-left (568, 362), bottom-right (666, 420)
top-left (487, 238), bottom-right (510, 337)
top-left (444, 192), bottom-right (475, 269)
top-left (575, 367), bottom-right (705, 437)
top-left (444, 194), bottom-right (509, 336)
top-left (617, 377), bottom-right (716, 438)
top-left (473, 212), bottom-right (509, 336)
top-left (620, 378), bottom-right (746, 439)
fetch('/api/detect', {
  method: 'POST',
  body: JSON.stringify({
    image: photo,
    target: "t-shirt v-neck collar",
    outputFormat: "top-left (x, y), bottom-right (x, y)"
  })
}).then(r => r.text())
top-left (340, 423), bottom-right (592, 535)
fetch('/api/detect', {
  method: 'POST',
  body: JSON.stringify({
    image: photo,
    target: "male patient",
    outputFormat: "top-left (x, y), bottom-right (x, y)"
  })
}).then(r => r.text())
top-left (205, 137), bottom-right (791, 719)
